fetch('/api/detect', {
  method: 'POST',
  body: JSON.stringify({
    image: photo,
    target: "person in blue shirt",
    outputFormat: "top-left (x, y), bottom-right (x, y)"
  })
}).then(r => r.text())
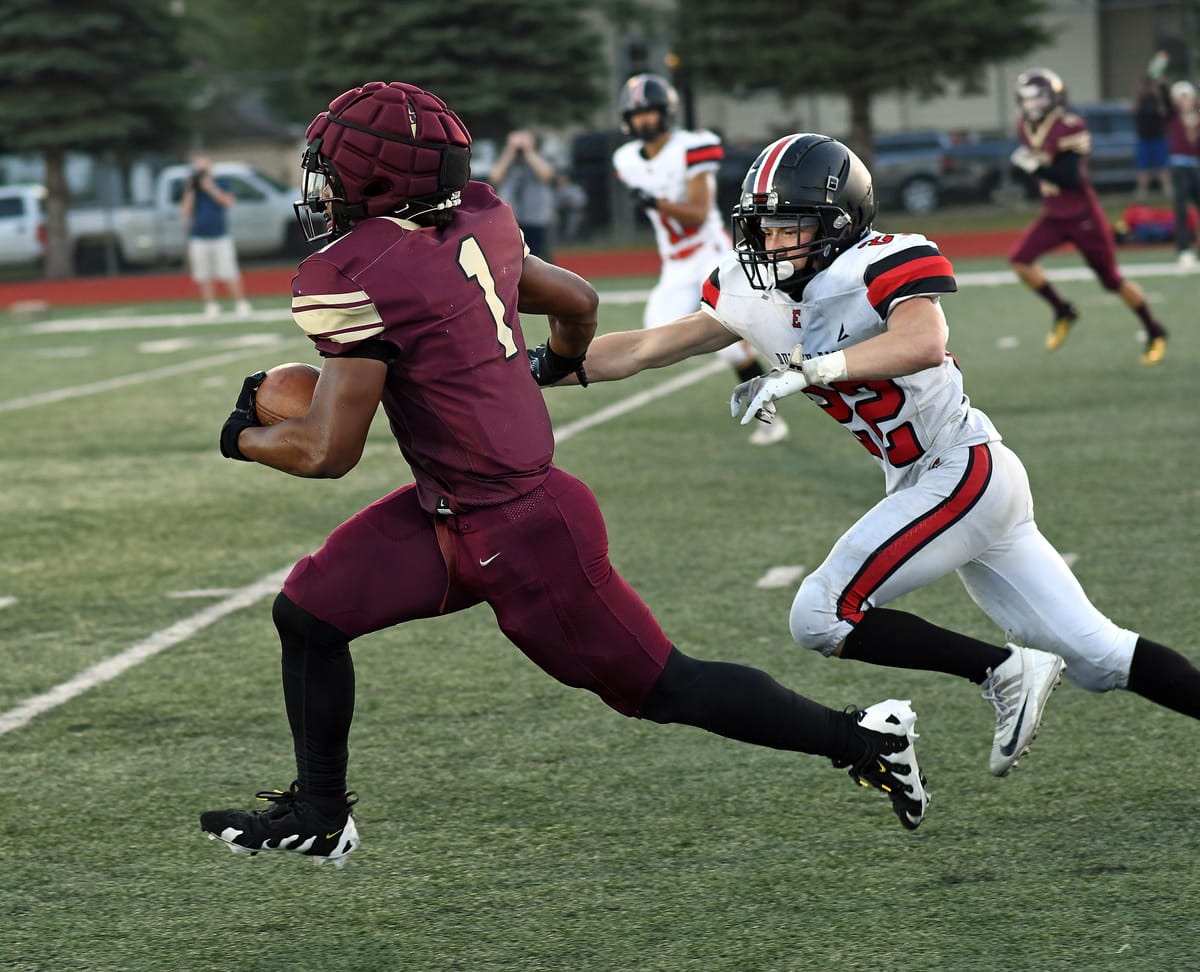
top-left (181, 156), bottom-right (252, 317)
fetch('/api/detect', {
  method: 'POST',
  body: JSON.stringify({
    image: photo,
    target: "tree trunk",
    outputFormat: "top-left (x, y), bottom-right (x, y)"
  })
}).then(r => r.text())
top-left (42, 148), bottom-right (73, 279)
top-left (847, 88), bottom-right (875, 171)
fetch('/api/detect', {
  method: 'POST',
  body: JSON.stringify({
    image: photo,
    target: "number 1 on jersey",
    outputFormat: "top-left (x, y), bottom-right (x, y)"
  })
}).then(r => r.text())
top-left (458, 236), bottom-right (518, 358)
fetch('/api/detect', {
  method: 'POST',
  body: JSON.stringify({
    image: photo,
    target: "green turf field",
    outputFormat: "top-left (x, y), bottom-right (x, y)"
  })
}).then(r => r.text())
top-left (1, 254), bottom-right (1198, 971)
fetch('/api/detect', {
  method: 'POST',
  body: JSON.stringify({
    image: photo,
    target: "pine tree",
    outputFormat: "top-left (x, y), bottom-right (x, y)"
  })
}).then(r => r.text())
top-left (677, 0), bottom-right (1052, 163)
top-left (0, 0), bottom-right (189, 277)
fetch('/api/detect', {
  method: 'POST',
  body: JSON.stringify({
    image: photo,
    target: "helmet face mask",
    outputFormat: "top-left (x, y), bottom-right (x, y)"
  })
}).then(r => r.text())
top-left (293, 81), bottom-right (472, 243)
top-left (737, 211), bottom-right (840, 290)
top-left (732, 134), bottom-right (875, 297)
top-left (619, 73), bottom-right (679, 139)
top-left (294, 139), bottom-right (346, 243)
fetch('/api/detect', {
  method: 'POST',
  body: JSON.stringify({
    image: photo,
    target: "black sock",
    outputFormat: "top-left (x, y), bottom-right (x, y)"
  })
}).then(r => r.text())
top-left (1035, 282), bottom-right (1073, 318)
top-left (273, 593), bottom-right (355, 799)
top-left (841, 608), bottom-right (1009, 684)
top-left (1132, 301), bottom-right (1167, 340)
top-left (1126, 637), bottom-right (1200, 718)
top-left (641, 647), bottom-right (859, 763)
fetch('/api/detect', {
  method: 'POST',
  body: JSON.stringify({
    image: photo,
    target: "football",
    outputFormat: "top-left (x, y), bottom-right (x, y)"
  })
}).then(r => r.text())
top-left (254, 362), bottom-right (320, 425)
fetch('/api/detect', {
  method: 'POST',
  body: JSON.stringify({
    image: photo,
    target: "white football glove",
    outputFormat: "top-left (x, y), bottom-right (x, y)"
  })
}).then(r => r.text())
top-left (730, 365), bottom-right (808, 427)
top-left (730, 347), bottom-right (850, 426)
top-left (1009, 145), bottom-right (1043, 174)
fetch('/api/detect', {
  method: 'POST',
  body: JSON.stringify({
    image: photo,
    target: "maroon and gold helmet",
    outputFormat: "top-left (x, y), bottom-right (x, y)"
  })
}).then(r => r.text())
top-left (1015, 68), bottom-right (1067, 124)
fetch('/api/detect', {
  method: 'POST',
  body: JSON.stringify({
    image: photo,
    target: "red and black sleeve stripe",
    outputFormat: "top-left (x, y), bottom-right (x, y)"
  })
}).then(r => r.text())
top-left (686, 143), bottom-right (724, 169)
top-left (701, 267), bottom-right (721, 310)
top-left (864, 245), bottom-right (956, 319)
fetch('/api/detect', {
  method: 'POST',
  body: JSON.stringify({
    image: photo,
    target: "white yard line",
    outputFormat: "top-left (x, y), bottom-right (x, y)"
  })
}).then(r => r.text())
top-left (0, 357), bottom-right (731, 736)
top-left (0, 343), bottom-right (306, 414)
top-left (0, 568), bottom-right (292, 736)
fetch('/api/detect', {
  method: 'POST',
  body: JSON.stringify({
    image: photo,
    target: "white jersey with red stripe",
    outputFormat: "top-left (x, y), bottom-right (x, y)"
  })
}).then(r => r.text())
top-left (612, 129), bottom-right (730, 264)
top-left (702, 230), bottom-right (1000, 495)
top-left (701, 227), bottom-right (1137, 690)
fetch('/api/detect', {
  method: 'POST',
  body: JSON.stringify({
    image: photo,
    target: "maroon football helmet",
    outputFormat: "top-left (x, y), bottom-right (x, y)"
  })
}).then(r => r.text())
top-left (295, 81), bottom-right (472, 242)
top-left (1015, 68), bottom-right (1066, 125)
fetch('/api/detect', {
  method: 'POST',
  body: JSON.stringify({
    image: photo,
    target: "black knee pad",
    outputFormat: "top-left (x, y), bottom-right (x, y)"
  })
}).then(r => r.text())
top-left (272, 592), bottom-right (350, 656)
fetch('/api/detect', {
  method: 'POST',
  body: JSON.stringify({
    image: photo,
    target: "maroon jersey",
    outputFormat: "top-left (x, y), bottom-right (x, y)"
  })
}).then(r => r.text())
top-left (1166, 109), bottom-right (1200, 159)
top-left (1018, 108), bottom-right (1099, 219)
top-left (289, 182), bottom-right (553, 514)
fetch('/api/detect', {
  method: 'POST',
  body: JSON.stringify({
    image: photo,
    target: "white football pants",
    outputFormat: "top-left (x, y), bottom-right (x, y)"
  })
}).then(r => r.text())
top-left (789, 441), bottom-right (1137, 691)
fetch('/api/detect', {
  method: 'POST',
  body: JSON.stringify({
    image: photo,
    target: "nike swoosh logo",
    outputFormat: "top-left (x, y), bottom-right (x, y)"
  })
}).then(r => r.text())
top-left (479, 553), bottom-right (501, 566)
top-left (325, 829), bottom-right (343, 840)
top-left (999, 697), bottom-right (1030, 756)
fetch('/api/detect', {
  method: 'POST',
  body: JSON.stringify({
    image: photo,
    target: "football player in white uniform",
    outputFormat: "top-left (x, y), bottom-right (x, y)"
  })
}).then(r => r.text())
top-left (613, 73), bottom-right (787, 445)
top-left (573, 133), bottom-right (1200, 778)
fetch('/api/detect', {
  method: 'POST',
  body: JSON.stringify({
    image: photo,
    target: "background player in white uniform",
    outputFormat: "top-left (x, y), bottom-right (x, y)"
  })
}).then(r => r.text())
top-left (572, 133), bottom-right (1200, 778)
top-left (612, 73), bottom-right (787, 446)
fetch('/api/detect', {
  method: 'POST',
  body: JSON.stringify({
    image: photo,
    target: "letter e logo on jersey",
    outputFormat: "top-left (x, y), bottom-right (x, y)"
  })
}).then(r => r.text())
top-left (792, 309), bottom-right (803, 329)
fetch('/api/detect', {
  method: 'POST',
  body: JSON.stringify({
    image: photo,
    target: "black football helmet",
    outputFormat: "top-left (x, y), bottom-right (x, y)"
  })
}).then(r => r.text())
top-left (295, 81), bottom-right (472, 242)
top-left (619, 73), bottom-right (679, 140)
top-left (731, 134), bottom-right (876, 297)
top-left (1015, 68), bottom-right (1066, 125)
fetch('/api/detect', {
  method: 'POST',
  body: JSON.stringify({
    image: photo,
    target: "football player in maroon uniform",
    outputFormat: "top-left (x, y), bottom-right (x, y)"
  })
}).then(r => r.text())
top-left (1007, 68), bottom-right (1168, 364)
top-left (199, 82), bottom-right (930, 865)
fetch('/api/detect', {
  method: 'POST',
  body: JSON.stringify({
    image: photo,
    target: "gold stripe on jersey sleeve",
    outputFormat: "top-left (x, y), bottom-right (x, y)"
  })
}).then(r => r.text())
top-left (291, 292), bottom-right (385, 343)
top-left (1058, 131), bottom-right (1092, 154)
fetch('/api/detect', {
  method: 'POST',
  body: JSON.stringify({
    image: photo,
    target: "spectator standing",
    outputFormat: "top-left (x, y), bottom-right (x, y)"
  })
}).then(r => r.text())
top-left (180, 156), bottom-right (252, 318)
top-left (491, 129), bottom-right (557, 261)
top-left (1133, 74), bottom-right (1171, 200)
top-left (1165, 80), bottom-right (1200, 268)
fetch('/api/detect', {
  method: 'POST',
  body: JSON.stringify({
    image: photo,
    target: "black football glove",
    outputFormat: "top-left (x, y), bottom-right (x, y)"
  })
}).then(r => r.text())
top-left (528, 344), bottom-right (588, 387)
top-left (630, 188), bottom-right (658, 212)
top-left (219, 371), bottom-right (266, 461)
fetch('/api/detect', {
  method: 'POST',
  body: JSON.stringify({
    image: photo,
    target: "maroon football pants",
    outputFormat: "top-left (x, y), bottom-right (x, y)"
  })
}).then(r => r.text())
top-left (282, 466), bottom-right (672, 716)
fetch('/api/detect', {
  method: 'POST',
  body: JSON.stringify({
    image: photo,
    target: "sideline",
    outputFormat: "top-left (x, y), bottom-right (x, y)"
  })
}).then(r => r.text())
top-left (0, 357), bottom-right (728, 736)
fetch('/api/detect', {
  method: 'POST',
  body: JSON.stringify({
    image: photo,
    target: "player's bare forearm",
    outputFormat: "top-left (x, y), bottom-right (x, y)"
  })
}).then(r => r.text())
top-left (565, 311), bottom-right (737, 384)
top-left (240, 356), bottom-right (384, 478)
top-left (519, 255), bottom-right (598, 358)
top-left (843, 297), bottom-right (947, 379)
top-left (237, 417), bottom-right (363, 478)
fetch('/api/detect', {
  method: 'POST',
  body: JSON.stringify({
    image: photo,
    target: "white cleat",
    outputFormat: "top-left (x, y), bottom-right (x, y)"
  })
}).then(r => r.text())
top-left (982, 644), bottom-right (1065, 777)
top-left (748, 415), bottom-right (789, 446)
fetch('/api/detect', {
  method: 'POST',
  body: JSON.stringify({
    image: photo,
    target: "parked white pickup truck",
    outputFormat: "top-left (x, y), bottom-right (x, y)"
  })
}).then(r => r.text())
top-left (67, 161), bottom-right (305, 272)
top-left (0, 184), bottom-right (46, 270)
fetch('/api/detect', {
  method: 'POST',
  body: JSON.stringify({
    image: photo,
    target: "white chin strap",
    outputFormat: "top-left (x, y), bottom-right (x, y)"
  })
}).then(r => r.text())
top-left (774, 260), bottom-right (795, 281)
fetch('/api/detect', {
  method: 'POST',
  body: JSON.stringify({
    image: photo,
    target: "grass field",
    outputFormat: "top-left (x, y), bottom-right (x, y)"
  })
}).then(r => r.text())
top-left (2, 252), bottom-right (1198, 971)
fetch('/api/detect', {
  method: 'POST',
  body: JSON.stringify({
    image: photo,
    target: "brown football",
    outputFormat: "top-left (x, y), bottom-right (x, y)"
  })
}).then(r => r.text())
top-left (255, 362), bottom-right (320, 425)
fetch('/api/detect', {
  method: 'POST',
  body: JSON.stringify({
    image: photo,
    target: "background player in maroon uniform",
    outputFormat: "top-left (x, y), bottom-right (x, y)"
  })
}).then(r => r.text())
top-left (1008, 67), bottom-right (1168, 365)
top-left (198, 82), bottom-right (930, 865)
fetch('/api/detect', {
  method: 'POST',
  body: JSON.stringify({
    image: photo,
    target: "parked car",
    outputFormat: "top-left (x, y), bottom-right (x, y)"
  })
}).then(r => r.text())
top-left (0, 183), bottom-right (46, 270)
top-left (721, 131), bottom-right (996, 217)
top-left (922, 102), bottom-right (1140, 203)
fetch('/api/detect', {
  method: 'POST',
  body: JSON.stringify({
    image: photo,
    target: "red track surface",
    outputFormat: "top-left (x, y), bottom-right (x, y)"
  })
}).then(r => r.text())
top-left (1, 229), bottom-right (1024, 309)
